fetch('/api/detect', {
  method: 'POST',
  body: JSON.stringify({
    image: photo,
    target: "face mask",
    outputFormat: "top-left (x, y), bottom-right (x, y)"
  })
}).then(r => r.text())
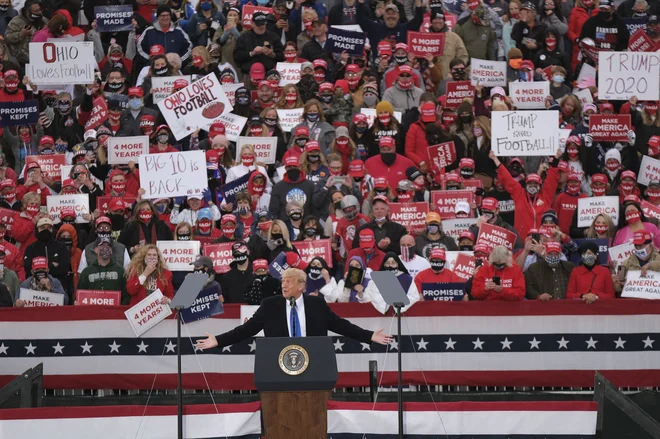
top-left (232, 250), bottom-right (248, 262)
top-left (285, 93), bottom-right (297, 103)
top-left (30, 12), bottom-right (42, 21)
top-left (236, 95), bottom-right (250, 106)
top-left (320, 94), bottom-right (333, 104)
top-left (509, 58), bottom-right (523, 69)
top-left (307, 113), bottom-right (319, 123)
top-left (546, 254), bottom-right (561, 267)
top-left (374, 215), bottom-right (387, 224)
top-left (139, 211), bottom-right (153, 223)
top-left (2, 191), bottom-right (15, 202)
top-left (26, 205), bottom-right (40, 217)
top-left (178, 233), bottom-right (191, 241)
top-left (304, 227), bottom-right (317, 237)
top-left (250, 126), bottom-right (263, 136)
top-left (111, 181), bottom-right (126, 193)
top-left (582, 253), bottom-right (597, 266)
top-left (37, 229), bottom-right (53, 242)
top-left (363, 95), bottom-right (377, 107)
top-left (635, 247), bottom-right (650, 259)
top-left (286, 169), bottom-right (301, 181)
top-left (107, 81), bottom-right (123, 91)
top-left (452, 68), bottom-right (466, 80)
top-left (621, 182), bottom-right (635, 192)
top-left (109, 214), bottom-right (125, 229)
top-left (0, 5), bottom-right (8, 12)
top-left (222, 227), bottom-right (236, 238)
top-left (545, 39), bottom-right (557, 51)
top-left (566, 182), bottom-right (581, 195)
top-left (289, 211), bottom-right (302, 221)
top-left (473, 127), bottom-right (483, 137)
top-left (308, 154), bottom-right (320, 163)
top-left (237, 206), bottom-right (250, 216)
top-left (460, 169), bottom-right (474, 179)
top-left (252, 184), bottom-right (265, 195)
top-left (567, 146), bottom-right (579, 159)
top-left (356, 125), bottom-right (368, 134)
top-left (59, 237), bottom-right (73, 249)
top-left (295, 138), bottom-right (308, 148)
top-left (378, 114), bottom-right (391, 125)
top-left (55, 142), bottom-right (68, 153)
top-left (552, 74), bottom-right (564, 83)
top-left (284, 52), bottom-right (297, 62)
top-left (626, 210), bottom-right (641, 224)
top-left (381, 152), bottom-right (396, 166)
top-left (58, 101), bottom-right (72, 114)
top-left (241, 155), bottom-right (255, 166)
top-left (197, 221), bottom-right (212, 233)
top-left (398, 78), bottom-right (412, 90)
top-left (527, 185), bottom-right (540, 196)
top-left (590, 224), bottom-right (608, 236)
top-left (459, 245), bottom-right (473, 251)
top-left (157, 134), bottom-right (169, 144)
top-left (200, 1), bottom-right (212, 10)
top-left (313, 71), bottom-right (326, 82)
top-left (460, 114), bottom-right (473, 124)
top-left (598, 10), bottom-right (613, 19)
top-left (264, 117), bottom-right (277, 127)
top-left (99, 246), bottom-right (113, 260)
top-left (44, 97), bottom-right (56, 107)
top-left (394, 55), bottom-right (407, 65)
top-left (4, 80), bottom-right (18, 92)
top-left (155, 66), bottom-right (168, 76)
top-left (430, 260), bottom-right (445, 271)
top-left (34, 271), bottom-right (47, 280)
top-left (583, 0), bottom-right (593, 6)
top-left (427, 224), bottom-right (440, 234)
top-left (397, 191), bottom-right (413, 202)
top-left (129, 98), bottom-right (143, 111)
top-left (155, 204), bottom-right (167, 214)
top-left (493, 263), bottom-right (506, 270)
top-left (592, 186), bottom-right (607, 196)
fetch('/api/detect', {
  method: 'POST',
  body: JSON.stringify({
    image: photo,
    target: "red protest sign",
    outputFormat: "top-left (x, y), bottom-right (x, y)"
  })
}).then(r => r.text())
top-left (431, 189), bottom-right (474, 219)
top-left (203, 242), bottom-right (234, 274)
top-left (96, 196), bottom-right (136, 212)
top-left (445, 12), bottom-right (457, 30)
top-left (628, 29), bottom-right (656, 52)
top-left (642, 200), bottom-right (660, 221)
top-left (26, 155), bottom-right (65, 180)
top-left (452, 252), bottom-right (475, 281)
top-left (241, 5), bottom-right (273, 29)
top-left (407, 31), bottom-right (445, 57)
top-left (84, 96), bottom-right (109, 131)
top-left (589, 114), bottom-right (632, 142)
top-left (445, 81), bottom-right (474, 109)
top-left (582, 44), bottom-right (601, 62)
top-left (77, 290), bottom-right (121, 306)
top-left (477, 222), bottom-right (517, 251)
top-left (388, 202), bottom-right (429, 234)
top-left (541, 65), bottom-right (554, 81)
top-left (0, 207), bottom-right (17, 231)
top-left (428, 142), bottom-right (456, 174)
top-left (292, 239), bottom-right (333, 267)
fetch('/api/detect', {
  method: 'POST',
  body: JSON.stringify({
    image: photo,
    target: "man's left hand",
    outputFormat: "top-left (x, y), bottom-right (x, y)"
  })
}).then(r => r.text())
top-left (371, 328), bottom-right (393, 345)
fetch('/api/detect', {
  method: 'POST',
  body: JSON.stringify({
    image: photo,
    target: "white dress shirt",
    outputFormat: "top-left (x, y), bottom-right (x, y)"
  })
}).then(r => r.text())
top-left (285, 295), bottom-right (307, 337)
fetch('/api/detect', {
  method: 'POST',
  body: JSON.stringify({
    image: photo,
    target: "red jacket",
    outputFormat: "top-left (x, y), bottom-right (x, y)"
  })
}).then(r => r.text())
top-left (0, 89), bottom-right (26, 103)
top-left (335, 213), bottom-right (370, 254)
top-left (497, 164), bottom-right (560, 239)
top-left (16, 184), bottom-right (52, 206)
top-left (11, 213), bottom-right (37, 254)
top-left (0, 239), bottom-right (25, 280)
top-left (568, 7), bottom-right (598, 71)
top-left (472, 263), bottom-right (526, 301)
top-left (345, 247), bottom-right (385, 273)
top-left (126, 270), bottom-right (175, 307)
top-left (405, 120), bottom-right (437, 167)
top-left (566, 265), bottom-right (615, 299)
top-left (552, 191), bottom-right (587, 235)
top-left (365, 154), bottom-right (415, 191)
top-left (414, 267), bottom-right (464, 294)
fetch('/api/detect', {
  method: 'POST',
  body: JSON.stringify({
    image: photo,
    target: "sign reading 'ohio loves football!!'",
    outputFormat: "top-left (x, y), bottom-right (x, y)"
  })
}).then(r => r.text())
top-left (27, 42), bottom-right (96, 85)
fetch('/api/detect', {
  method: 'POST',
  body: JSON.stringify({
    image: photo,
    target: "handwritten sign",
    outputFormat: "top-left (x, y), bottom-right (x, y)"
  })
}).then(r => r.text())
top-left (421, 282), bottom-right (465, 301)
top-left (292, 239), bottom-right (333, 267)
top-left (26, 154), bottom-right (65, 180)
top-left (237, 136), bottom-right (277, 165)
top-left (609, 241), bottom-right (635, 265)
top-left (215, 112), bottom-right (247, 142)
top-left (221, 82), bottom-right (244, 107)
top-left (441, 217), bottom-right (478, 242)
top-left (642, 200), bottom-right (660, 221)
top-left (124, 289), bottom-right (172, 337)
top-left (139, 150), bottom-right (208, 199)
top-left (638, 155), bottom-right (660, 187)
top-left (431, 190), bottom-right (474, 219)
top-left (203, 242), bottom-right (234, 274)
top-left (276, 108), bottom-right (304, 132)
top-left (276, 62), bottom-right (302, 86)
top-left (94, 5), bottom-right (133, 32)
top-left (477, 222), bottom-right (517, 251)
top-left (157, 240), bottom-right (201, 271)
top-left (389, 202), bottom-right (429, 234)
top-left (445, 81), bottom-right (474, 109)
top-left (27, 41), bottom-right (95, 85)
top-left (218, 173), bottom-right (250, 204)
top-left (509, 81), bottom-right (550, 109)
top-left (589, 114), bottom-right (631, 142)
top-left (491, 110), bottom-right (559, 157)
top-left (46, 193), bottom-right (90, 224)
top-left (470, 58), bottom-right (507, 87)
top-left (622, 271), bottom-right (660, 300)
top-left (0, 100), bottom-right (38, 126)
top-left (577, 196), bottom-right (619, 227)
top-left (108, 136), bottom-right (149, 165)
top-left (19, 288), bottom-right (65, 306)
top-left (158, 72), bottom-right (233, 140)
top-left (179, 288), bottom-right (224, 324)
top-left (598, 51), bottom-right (660, 101)
top-left (326, 27), bottom-right (366, 55)
top-left (407, 31), bottom-right (445, 57)
top-left (151, 75), bottom-right (193, 103)
top-left (428, 142), bottom-right (457, 174)
top-left (77, 289), bottom-right (121, 306)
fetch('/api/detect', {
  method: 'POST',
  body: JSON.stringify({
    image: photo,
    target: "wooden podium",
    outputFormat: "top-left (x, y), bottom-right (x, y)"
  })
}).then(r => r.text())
top-left (254, 337), bottom-right (338, 439)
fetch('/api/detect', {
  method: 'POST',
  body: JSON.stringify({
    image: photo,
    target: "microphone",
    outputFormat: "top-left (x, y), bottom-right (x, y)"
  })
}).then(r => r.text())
top-left (289, 296), bottom-right (296, 308)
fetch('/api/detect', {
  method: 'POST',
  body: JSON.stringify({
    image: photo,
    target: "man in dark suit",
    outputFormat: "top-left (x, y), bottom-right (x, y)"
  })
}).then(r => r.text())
top-left (195, 268), bottom-right (393, 349)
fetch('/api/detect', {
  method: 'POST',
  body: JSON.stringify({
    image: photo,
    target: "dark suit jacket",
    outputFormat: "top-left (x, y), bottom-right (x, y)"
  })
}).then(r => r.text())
top-left (215, 295), bottom-right (374, 347)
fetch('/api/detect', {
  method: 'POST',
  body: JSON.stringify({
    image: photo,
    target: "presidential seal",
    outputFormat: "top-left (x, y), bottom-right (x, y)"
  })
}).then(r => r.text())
top-left (278, 344), bottom-right (309, 376)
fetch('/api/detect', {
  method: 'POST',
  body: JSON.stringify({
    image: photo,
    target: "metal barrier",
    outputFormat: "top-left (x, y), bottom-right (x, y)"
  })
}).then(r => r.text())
top-left (0, 363), bottom-right (43, 408)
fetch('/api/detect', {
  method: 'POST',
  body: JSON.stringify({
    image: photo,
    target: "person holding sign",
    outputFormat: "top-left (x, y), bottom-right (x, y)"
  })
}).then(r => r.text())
top-left (613, 197), bottom-right (660, 248)
top-left (125, 244), bottom-right (174, 307)
top-left (472, 245), bottom-right (526, 301)
top-left (16, 257), bottom-right (68, 307)
top-left (414, 248), bottom-right (465, 296)
top-left (524, 241), bottom-right (576, 300)
top-left (77, 237), bottom-right (128, 305)
top-left (612, 231), bottom-right (660, 295)
top-left (579, 0), bottom-right (630, 51)
top-left (566, 241), bottom-right (615, 302)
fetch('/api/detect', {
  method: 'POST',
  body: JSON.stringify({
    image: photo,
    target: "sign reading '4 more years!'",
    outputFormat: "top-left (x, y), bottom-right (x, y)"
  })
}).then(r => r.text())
top-left (27, 42), bottom-right (96, 85)
top-left (108, 136), bottom-right (149, 165)
top-left (139, 150), bottom-right (208, 200)
top-left (156, 240), bottom-right (201, 272)
top-left (158, 72), bottom-right (233, 141)
top-left (124, 289), bottom-right (172, 337)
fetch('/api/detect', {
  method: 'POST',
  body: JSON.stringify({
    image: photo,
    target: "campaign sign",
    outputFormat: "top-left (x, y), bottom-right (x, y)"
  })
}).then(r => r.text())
top-left (46, 193), bottom-right (90, 224)
top-left (139, 150), bottom-right (208, 199)
top-left (108, 136), bottom-right (149, 165)
top-left (276, 108), bottom-right (304, 132)
top-left (292, 239), bottom-right (333, 267)
top-left (608, 241), bottom-right (635, 265)
top-left (203, 242), bottom-right (234, 274)
top-left (241, 5), bottom-right (273, 29)
top-left (428, 141), bottom-right (457, 174)
top-left (219, 173), bottom-right (250, 204)
top-left (77, 289), bottom-right (121, 306)
top-left (221, 82), bottom-right (244, 107)
top-left (19, 288), bottom-right (65, 307)
top-left (158, 72), bottom-right (233, 141)
top-left (445, 81), bottom-right (474, 109)
top-left (84, 96), bottom-right (109, 130)
top-left (326, 27), bottom-right (366, 56)
top-left (179, 288), bottom-right (224, 324)
top-left (151, 76), bottom-right (193, 103)
top-left (94, 6), bottom-right (133, 32)
top-left (268, 251), bottom-right (290, 280)
top-left (96, 196), bottom-right (136, 212)
top-left (441, 218), bottom-right (478, 242)
top-left (622, 17), bottom-right (648, 36)
top-left (0, 208), bottom-right (17, 231)
top-left (629, 28), bottom-right (656, 52)
top-left (638, 155), bottom-right (660, 187)
top-left (575, 88), bottom-right (593, 105)
top-left (26, 154), bottom-right (65, 180)
top-left (124, 289), bottom-right (172, 337)
top-left (276, 62), bottom-right (302, 86)
top-left (407, 31), bottom-right (445, 57)
top-left (421, 282), bottom-right (465, 301)
top-left (589, 114), bottom-right (632, 142)
top-left (622, 270), bottom-right (660, 300)
top-left (0, 100), bottom-right (38, 126)
top-left (157, 240), bottom-right (201, 272)
top-left (452, 252), bottom-right (476, 281)
top-left (215, 112), bottom-right (248, 142)
top-left (237, 136), bottom-right (277, 165)
top-left (491, 111), bottom-right (559, 157)
top-left (570, 239), bottom-right (609, 265)
top-left (642, 200), bottom-right (660, 221)
top-left (577, 196), bottom-right (619, 227)
top-left (470, 58), bottom-right (507, 87)
top-left (27, 41), bottom-right (95, 85)
top-left (431, 190), bottom-right (474, 219)
top-left (508, 81), bottom-right (550, 109)
top-left (477, 223), bottom-right (517, 251)
top-left (598, 51), bottom-right (660, 101)
top-left (389, 202), bottom-right (429, 234)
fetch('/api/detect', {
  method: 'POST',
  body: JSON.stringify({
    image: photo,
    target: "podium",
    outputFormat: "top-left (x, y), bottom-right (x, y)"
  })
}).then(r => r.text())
top-left (255, 337), bottom-right (338, 439)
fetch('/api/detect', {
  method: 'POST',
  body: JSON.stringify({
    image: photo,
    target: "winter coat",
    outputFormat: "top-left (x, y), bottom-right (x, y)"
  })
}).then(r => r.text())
top-left (472, 263), bottom-right (526, 301)
top-left (22, 235), bottom-right (71, 287)
top-left (352, 219), bottom-right (408, 254)
top-left (579, 13), bottom-right (630, 51)
top-left (382, 82), bottom-right (424, 114)
top-left (288, 121), bottom-right (336, 155)
top-left (268, 174), bottom-right (317, 221)
top-left (1, 267), bottom-right (20, 303)
top-left (364, 154), bottom-right (416, 192)
top-left (126, 270), bottom-right (175, 306)
top-left (434, 29), bottom-right (469, 80)
top-left (614, 248), bottom-right (660, 294)
top-left (511, 20), bottom-right (548, 60)
top-left (56, 224), bottom-right (82, 289)
top-left (524, 258), bottom-right (575, 299)
top-left (81, 240), bottom-right (128, 272)
top-left (346, 247), bottom-right (386, 273)
top-left (137, 20), bottom-right (193, 62)
top-left (356, 2), bottom-right (425, 45)
top-left (218, 261), bottom-right (254, 303)
top-left (0, 8), bottom-right (18, 37)
top-left (118, 218), bottom-right (174, 251)
top-left (244, 274), bottom-right (280, 305)
top-left (187, 10), bottom-right (226, 47)
top-left (415, 233), bottom-right (459, 258)
top-left (454, 19), bottom-right (497, 61)
top-left (233, 29), bottom-right (285, 74)
top-left (19, 275), bottom-right (68, 304)
top-left (5, 14), bottom-right (47, 64)
top-left (0, 240), bottom-right (25, 281)
top-left (568, 6), bottom-right (598, 70)
top-left (566, 264), bottom-right (615, 299)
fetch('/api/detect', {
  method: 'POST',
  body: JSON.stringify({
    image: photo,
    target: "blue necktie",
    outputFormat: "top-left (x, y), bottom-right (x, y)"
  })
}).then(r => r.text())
top-left (290, 304), bottom-right (301, 337)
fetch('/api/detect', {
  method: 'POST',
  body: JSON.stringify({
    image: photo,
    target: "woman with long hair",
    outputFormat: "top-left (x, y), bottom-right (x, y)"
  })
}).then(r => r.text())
top-left (118, 200), bottom-right (174, 255)
top-left (465, 115), bottom-right (496, 180)
top-left (183, 46), bottom-right (218, 76)
top-left (266, 219), bottom-right (296, 262)
top-left (329, 126), bottom-right (358, 174)
top-left (300, 143), bottom-right (329, 182)
top-left (614, 200), bottom-right (660, 248)
top-left (126, 244), bottom-right (174, 306)
top-left (628, 97), bottom-right (660, 154)
top-left (560, 94), bottom-right (582, 127)
top-left (585, 213), bottom-right (616, 241)
top-left (502, 0), bottom-right (522, 58)
top-left (289, 99), bottom-right (336, 155)
top-left (259, 107), bottom-right (288, 162)
top-left (275, 83), bottom-right (304, 109)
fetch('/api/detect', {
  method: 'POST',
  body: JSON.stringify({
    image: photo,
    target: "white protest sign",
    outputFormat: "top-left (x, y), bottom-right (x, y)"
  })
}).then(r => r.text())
top-left (276, 108), bottom-right (304, 132)
top-left (577, 196), bottom-right (620, 227)
top-left (19, 288), bottom-right (65, 307)
top-left (509, 81), bottom-right (550, 109)
top-left (575, 63), bottom-right (596, 87)
top-left (108, 136), bottom-right (149, 165)
top-left (609, 241), bottom-right (635, 265)
top-left (638, 155), bottom-right (660, 186)
top-left (27, 42), bottom-right (95, 85)
top-left (124, 289), bottom-right (172, 337)
top-left (491, 111), bottom-right (559, 156)
top-left (441, 218), bottom-right (478, 242)
top-left (622, 271), bottom-right (660, 300)
top-left (240, 305), bottom-right (264, 336)
top-left (222, 82), bottom-right (244, 107)
top-left (158, 72), bottom-right (233, 140)
top-left (237, 136), bottom-right (277, 165)
top-left (598, 51), bottom-right (660, 101)
top-left (139, 150), bottom-right (208, 199)
top-left (332, 24), bottom-right (363, 32)
top-left (157, 240), bottom-right (201, 271)
top-left (151, 76), bottom-right (192, 103)
top-left (575, 88), bottom-right (593, 105)
top-left (216, 112), bottom-right (248, 141)
top-left (558, 128), bottom-right (572, 151)
top-left (276, 62), bottom-right (302, 85)
top-left (470, 58), bottom-right (507, 87)
top-left (360, 108), bottom-right (403, 127)
top-left (46, 194), bottom-right (90, 224)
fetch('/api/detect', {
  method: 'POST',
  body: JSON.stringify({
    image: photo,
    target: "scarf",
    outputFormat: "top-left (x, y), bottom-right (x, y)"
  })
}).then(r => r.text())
top-left (138, 220), bottom-right (158, 245)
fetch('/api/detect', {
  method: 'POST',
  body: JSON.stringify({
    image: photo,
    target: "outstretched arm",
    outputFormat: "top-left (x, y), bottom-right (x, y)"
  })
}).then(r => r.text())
top-left (324, 300), bottom-right (392, 345)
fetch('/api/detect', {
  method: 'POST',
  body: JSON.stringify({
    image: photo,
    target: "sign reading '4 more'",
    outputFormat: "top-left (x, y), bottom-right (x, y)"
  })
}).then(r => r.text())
top-left (508, 81), bottom-right (550, 109)
top-left (108, 136), bottom-right (149, 165)
top-left (77, 290), bottom-right (121, 306)
top-left (157, 240), bottom-right (201, 272)
top-left (237, 136), bottom-right (277, 165)
top-left (203, 242), bottom-right (234, 274)
top-left (407, 31), bottom-right (445, 57)
top-left (139, 150), bottom-right (208, 199)
top-left (642, 200), bottom-right (660, 221)
top-left (431, 190), bottom-right (474, 219)
top-left (292, 239), bottom-right (333, 268)
top-left (0, 208), bottom-right (18, 231)
top-left (124, 289), bottom-right (172, 337)
top-left (608, 241), bottom-right (635, 265)
top-left (276, 62), bottom-right (302, 86)
top-left (638, 155), bottom-right (660, 187)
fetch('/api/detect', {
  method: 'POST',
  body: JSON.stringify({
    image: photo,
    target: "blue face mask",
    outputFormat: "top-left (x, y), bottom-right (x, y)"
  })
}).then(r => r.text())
top-left (129, 98), bottom-right (143, 111)
top-left (552, 75), bottom-right (565, 84)
top-left (307, 113), bottom-right (319, 123)
top-left (256, 0), bottom-right (269, 5)
top-left (200, 1), bottom-right (212, 10)
top-left (55, 143), bottom-right (68, 153)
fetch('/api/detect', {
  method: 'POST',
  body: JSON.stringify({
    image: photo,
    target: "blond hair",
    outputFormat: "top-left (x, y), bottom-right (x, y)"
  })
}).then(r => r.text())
top-left (126, 244), bottom-right (169, 283)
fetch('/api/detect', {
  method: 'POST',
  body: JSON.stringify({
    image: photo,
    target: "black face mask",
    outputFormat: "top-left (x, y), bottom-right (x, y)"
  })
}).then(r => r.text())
top-left (381, 152), bottom-right (396, 166)
top-left (107, 81), bottom-right (124, 91)
top-left (30, 12), bottom-right (42, 21)
top-left (384, 265), bottom-right (398, 272)
top-left (59, 237), bottom-right (73, 249)
top-left (37, 229), bottom-right (53, 242)
top-left (493, 263), bottom-right (506, 270)
top-left (271, 233), bottom-right (283, 242)
top-left (459, 245), bottom-right (473, 251)
top-left (430, 260), bottom-right (445, 271)
top-left (319, 94), bottom-right (333, 104)
top-left (460, 114), bottom-right (473, 124)
top-left (236, 95), bottom-right (250, 106)
top-left (155, 66), bottom-right (169, 76)
top-left (289, 212), bottom-right (302, 221)
top-left (44, 97), bottom-right (57, 107)
top-left (0, 5), bottom-right (8, 12)
top-left (308, 266), bottom-right (322, 279)
top-left (308, 154), bottom-right (320, 163)
top-left (452, 69), bottom-right (466, 80)
top-left (233, 251), bottom-right (249, 263)
top-left (34, 270), bottom-right (48, 280)
top-left (178, 233), bottom-right (191, 241)
top-left (334, 201), bottom-right (342, 211)
top-left (193, 268), bottom-right (207, 274)
top-left (286, 169), bottom-right (301, 181)
top-left (255, 273), bottom-right (269, 282)
top-left (460, 169), bottom-right (474, 179)
top-left (304, 227), bottom-right (316, 237)
top-left (598, 10), bottom-right (613, 20)
top-left (394, 55), bottom-right (408, 65)
top-left (97, 231), bottom-right (111, 240)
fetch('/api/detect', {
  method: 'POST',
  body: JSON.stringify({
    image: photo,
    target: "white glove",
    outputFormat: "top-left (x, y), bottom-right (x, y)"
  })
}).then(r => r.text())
top-left (584, 134), bottom-right (593, 148)
top-left (627, 130), bottom-right (636, 145)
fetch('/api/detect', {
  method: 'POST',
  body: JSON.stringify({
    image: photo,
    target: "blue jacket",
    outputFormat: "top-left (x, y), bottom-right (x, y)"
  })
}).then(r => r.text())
top-left (0, 8), bottom-right (18, 36)
top-left (137, 20), bottom-right (193, 62)
top-left (188, 10), bottom-right (227, 47)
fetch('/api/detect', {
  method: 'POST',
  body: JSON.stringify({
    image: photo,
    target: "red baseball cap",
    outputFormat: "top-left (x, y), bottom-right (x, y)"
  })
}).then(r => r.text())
top-left (359, 228), bottom-right (375, 248)
top-left (108, 199), bottom-right (125, 212)
top-left (420, 102), bottom-right (435, 123)
top-left (62, 178), bottom-right (76, 188)
top-left (313, 59), bottom-right (328, 70)
top-left (209, 122), bottom-right (226, 139)
top-left (459, 231), bottom-right (474, 241)
top-left (379, 136), bottom-right (395, 149)
top-left (649, 135), bottom-right (660, 148)
top-left (398, 65), bottom-right (413, 75)
top-left (621, 170), bottom-right (636, 180)
top-left (250, 62), bottom-right (265, 80)
top-left (566, 135), bottom-right (581, 146)
top-left (59, 206), bottom-right (76, 219)
top-left (206, 149), bottom-right (220, 166)
top-left (372, 195), bottom-right (389, 205)
top-left (96, 216), bottom-right (112, 226)
top-left (173, 79), bottom-right (189, 90)
top-left (349, 160), bottom-right (364, 177)
top-left (526, 174), bottom-right (542, 184)
top-left (429, 247), bottom-right (446, 260)
top-left (294, 126), bottom-right (309, 138)
top-left (591, 174), bottom-right (608, 184)
top-left (446, 173), bottom-right (461, 183)
top-left (459, 158), bottom-right (475, 169)
top-left (284, 156), bottom-right (300, 167)
top-left (539, 226), bottom-right (554, 238)
top-left (149, 45), bottom-right (165, 57)
top-left (634, 231), bottom-right (653, 245)
top-left (32, 256), bottom-right (48, 271)
top-left (305, 141), bottom-right (321, 153)
top-left (600, 102), bottom-right (614, 113)
top-left (567, 172), bottom-right (581, 182)
top-left (557, 161), bottom-right (569, 173)
top-left (319, 82), bottom-right (333, 93)
top-left (473, 243), bottom-right (489, 255)
top-left (352, 113), bottom-right (368, 124)
top-left (128, 87), bottom-right (144, 97)
top-left (394, 43), bottom-right (408, 51)
top-left (253, 259), bottom-right (268, 271)
top-left (481, 198), bottom-right (498, 211)
top-left (346, 64), bottom-right (361, 73)
top-left (623, 194), bottom-right (640, 204)
top-left (545, 241), bottom-right (562, 254)
top-left (373, 177), bottom-right (388, 189)
top-left (0, 178), bottom-right (15, 189)
top-left (39, 136), bottom-right (54, 147)
top-left (221, 214), bottom-right (237, 224)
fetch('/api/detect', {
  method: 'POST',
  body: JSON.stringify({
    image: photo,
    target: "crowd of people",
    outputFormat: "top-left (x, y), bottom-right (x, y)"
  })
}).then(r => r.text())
top-left (0, 0), bottom-right (658, 310)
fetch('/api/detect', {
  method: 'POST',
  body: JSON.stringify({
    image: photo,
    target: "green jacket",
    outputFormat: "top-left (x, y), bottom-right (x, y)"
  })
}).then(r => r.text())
top-left (77, 261), bottom-right (129, 305)
top-left (1, 268), bottom-right (20, 304)
top-left (454, 19), bottom-right (497, 61)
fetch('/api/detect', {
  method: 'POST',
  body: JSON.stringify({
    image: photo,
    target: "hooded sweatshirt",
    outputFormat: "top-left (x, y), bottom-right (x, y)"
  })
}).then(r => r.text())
top-left (56, 223), bottom-right (82, 289)
top-left (31, 9), bottom-right (85, 42)
top-left (381, 82), bottom-right (425, 113)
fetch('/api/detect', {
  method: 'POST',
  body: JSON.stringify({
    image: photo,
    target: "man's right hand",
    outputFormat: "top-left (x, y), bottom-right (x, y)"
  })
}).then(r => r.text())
top-left (20, 25), bottom-right (32, 37)
top-left (195, 332), bottom-right (218, 350)
top-left (538, 293), bottom-right (553, 301)
top-left (252, 46), bottom-right (264, 55)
